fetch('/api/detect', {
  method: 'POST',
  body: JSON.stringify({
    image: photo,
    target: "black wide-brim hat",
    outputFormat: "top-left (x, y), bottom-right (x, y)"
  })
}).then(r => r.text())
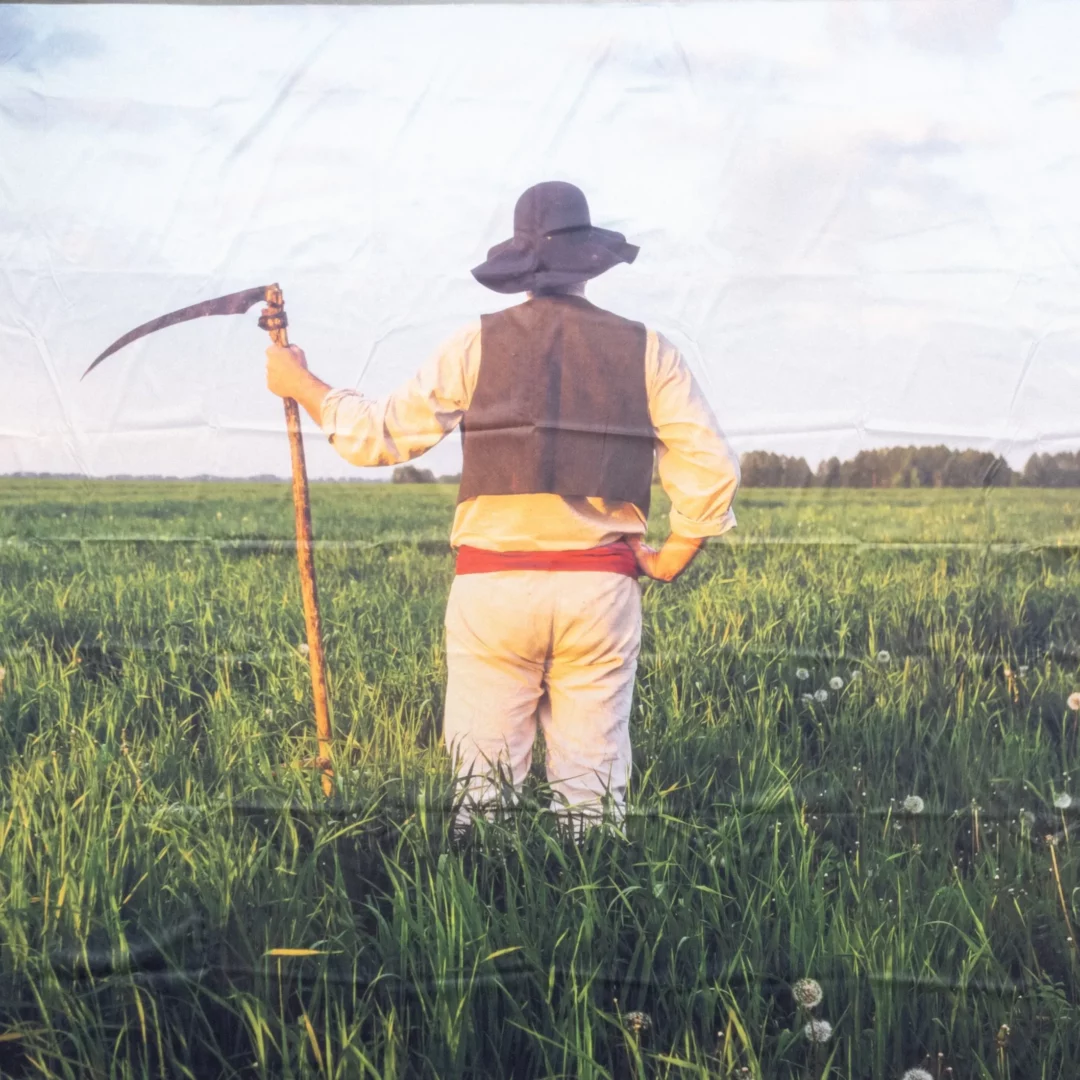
top-left (471, 181), bottom-right (639, 294)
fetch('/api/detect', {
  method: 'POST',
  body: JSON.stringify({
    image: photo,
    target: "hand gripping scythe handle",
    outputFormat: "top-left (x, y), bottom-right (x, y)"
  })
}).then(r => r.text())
top-left (258, 287), bottom-right (335, 797)
top-left (83, 282), bottom-right (335, 797)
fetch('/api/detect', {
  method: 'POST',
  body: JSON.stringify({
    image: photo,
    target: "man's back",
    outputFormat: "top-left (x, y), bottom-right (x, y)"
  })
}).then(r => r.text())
top-left (316, 299), bottom-right (740, 552)
top-left (457, 293), bottom-right (654, 515)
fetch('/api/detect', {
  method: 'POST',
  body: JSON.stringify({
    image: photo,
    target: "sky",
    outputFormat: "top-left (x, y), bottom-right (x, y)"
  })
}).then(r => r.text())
top-left (2, 0), bottom-right (1079, 480)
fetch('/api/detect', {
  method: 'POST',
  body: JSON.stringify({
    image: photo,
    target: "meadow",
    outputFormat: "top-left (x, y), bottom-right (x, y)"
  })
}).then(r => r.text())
top-left (1, 478), bottom-right (1079, 1079)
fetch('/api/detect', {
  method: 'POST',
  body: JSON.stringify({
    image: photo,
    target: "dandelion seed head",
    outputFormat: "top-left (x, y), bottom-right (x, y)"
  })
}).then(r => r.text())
top-left (829, 676), bottom-right (844, 690)
top-left (876, 650), bottom-right (891, 665)
top-left (624, 1010), bottom-right (652, 1034)
top-left (801, 693), bottom-right (814, 704)
top-left (814, 688), bottom-right (829, 703)
top-left (299, 643), bottom-right (310, 655)
top-left (1054, 793), bottom-right (1072, 810)
top-left (792, 978), bottom-right (823, 1008)
top-left (903, 795), bottom-right (925, 815)
top-left (1068, 692), bottom-right (1080, 712)
top-left (902, 1070), bottom-right (934, 1080)
top-left (803, 1019), bottom-right (832, 1043)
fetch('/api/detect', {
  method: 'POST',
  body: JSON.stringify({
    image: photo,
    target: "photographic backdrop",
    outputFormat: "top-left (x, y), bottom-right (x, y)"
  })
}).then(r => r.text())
top-left (3, 2), bottom-right (1080, 1077)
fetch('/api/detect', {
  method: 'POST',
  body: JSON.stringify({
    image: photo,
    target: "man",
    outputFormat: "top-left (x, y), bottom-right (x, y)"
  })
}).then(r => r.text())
top-left (265, 180), bottom-right (740, 833)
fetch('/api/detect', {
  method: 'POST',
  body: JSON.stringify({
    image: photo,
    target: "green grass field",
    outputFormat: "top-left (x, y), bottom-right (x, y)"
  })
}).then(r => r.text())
top-left (2, 479), bottom-right (1079, 1079)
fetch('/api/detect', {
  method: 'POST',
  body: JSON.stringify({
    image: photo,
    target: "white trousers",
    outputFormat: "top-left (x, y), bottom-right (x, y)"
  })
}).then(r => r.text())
top-left (443, 570), bottom-right (642, 826)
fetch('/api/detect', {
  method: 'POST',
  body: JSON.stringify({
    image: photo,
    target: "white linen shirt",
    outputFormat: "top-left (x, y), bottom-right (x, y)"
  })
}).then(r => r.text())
top-left (319, 306), bottom-right (741, 551)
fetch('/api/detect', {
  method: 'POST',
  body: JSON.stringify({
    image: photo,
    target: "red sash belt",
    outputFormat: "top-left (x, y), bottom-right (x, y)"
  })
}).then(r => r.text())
top-left (454, 540), bottom-right (640, 579)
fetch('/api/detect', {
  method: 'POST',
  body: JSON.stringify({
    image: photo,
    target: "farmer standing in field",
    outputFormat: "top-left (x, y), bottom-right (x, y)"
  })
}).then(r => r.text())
top-left (265, 181), bottom-right (740, 833)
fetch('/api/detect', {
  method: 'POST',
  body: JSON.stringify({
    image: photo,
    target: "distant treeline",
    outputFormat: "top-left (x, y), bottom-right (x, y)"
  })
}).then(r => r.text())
top-left (10, 448), bottom-right (1080, 488)
top-left (393, 450), bottom-right (1080, 488)
top-left (738, 447), bottom-right (1080, 488)
top-left (391, 466), bottom-right (461, 484)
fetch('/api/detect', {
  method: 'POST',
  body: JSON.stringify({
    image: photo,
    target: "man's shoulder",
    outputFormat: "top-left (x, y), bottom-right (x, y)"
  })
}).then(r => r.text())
top-left (436, 317), bottom-right (483, 350)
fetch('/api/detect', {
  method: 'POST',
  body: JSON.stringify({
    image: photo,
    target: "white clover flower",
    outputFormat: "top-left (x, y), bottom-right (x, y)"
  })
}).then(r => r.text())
top-left (814, 688), bottom-right (829, 703)
top-left (803, 1019), bottom-right (832, 1043)
top-left (902, 795), bottom-right (925, 815)
top-left (796, 667), bottom-right (810, 681)
top-left (902, 1070), bottom-right (934, 1080)
top-left (1068, 692), bottom-right (1080, 712)
top-left (876, 650), bottom-right (891, 665)
top-left (792, 978), bottom-right (823, 1008)
top-left (829, 676), bottom-right (844, 691)
top-left (1054, 793), bottom-right (1072, 810)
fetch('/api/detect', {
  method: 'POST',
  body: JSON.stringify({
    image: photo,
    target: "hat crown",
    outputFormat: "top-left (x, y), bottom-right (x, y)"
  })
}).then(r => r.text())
top-left (513, 181), bottom-right (591, 239)
top-left (471, 181), bottom-right (636, 293)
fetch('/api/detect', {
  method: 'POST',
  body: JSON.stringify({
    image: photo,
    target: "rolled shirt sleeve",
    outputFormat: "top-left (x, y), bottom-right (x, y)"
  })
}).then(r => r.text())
top-left (647, 330), bottom-right (741, 539)
top-left (319, 320), bottom-right (481, 467)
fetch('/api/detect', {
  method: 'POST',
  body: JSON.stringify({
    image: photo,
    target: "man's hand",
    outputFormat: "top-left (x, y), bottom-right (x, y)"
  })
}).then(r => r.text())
top-left (627, 533), bottom-right (705, 583)
top-left (266, 344), bottom-right (309, 399)
top-left (265, 344), bottom-right (332, 425)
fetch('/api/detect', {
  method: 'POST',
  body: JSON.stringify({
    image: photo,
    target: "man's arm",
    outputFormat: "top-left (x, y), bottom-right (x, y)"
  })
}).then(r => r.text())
top-left (630, 330), bottom-right (741, 583)
top-left (264, 322), bottom-right (481, 467)
top-left (627, 532), bottom-right (706, 583)
top-left (265, 346), bottom-right (333, 424)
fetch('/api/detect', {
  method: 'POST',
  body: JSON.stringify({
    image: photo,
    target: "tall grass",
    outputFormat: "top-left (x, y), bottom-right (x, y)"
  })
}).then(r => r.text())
top-left (0, 479), bottom-right (1078, 1077)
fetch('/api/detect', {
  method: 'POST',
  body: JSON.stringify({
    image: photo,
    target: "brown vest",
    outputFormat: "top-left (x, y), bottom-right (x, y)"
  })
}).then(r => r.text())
top-left (456, 294), bottom-right (654, 516)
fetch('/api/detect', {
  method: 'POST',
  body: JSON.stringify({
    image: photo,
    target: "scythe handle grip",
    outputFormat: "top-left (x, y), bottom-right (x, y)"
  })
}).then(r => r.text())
top-left (263, 285), bottom-right (335, 797)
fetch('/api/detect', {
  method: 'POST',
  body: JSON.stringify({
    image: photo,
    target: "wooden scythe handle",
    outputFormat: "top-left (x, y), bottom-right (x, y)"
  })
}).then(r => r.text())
top-left (262, 284), bottom-right (334, 797)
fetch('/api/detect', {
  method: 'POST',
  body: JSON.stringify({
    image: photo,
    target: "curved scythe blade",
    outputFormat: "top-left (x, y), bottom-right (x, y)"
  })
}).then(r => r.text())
top-left (82, 284), bottom-right (273, 379)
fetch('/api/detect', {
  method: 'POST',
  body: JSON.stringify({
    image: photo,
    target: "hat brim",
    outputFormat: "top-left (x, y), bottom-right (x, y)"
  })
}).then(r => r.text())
top-left (471, 226), bottom-right (639, 294)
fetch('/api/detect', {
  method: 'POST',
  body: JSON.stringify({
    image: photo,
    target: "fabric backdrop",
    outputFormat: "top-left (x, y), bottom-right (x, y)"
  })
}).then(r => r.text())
top-left (2, 3), bottom-right (1079, 1077)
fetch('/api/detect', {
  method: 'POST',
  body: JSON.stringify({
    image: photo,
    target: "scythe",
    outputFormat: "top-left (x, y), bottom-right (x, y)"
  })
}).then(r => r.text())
top-left (83, 284), bottom-right (335, 796)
